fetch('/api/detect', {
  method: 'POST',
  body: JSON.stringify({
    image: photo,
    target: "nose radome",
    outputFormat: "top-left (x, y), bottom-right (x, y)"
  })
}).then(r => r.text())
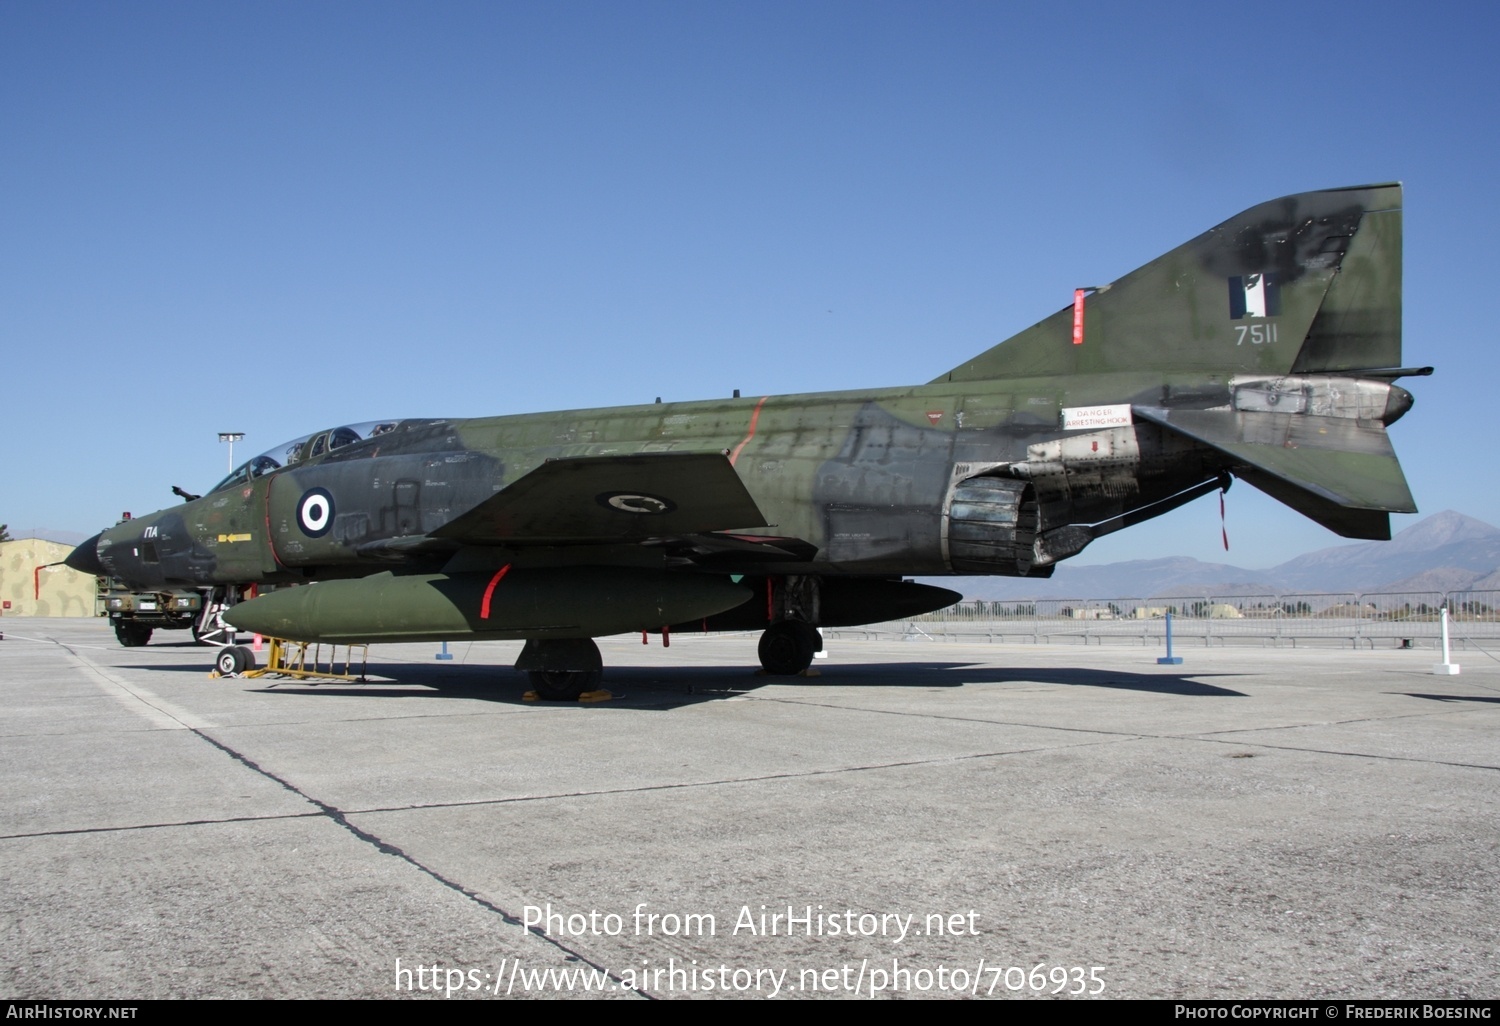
top-left (64, 532), bottom-right (105, 576)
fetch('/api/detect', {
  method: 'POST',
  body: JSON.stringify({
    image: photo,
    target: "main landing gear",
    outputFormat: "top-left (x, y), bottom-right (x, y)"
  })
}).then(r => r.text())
top-left (757, 575), bottom-right (823, 676)
top-left (516, 620), bottom-right (824, 699)
top-left (516, 638), bottom-right (605, 701)
top-left (757, 620), bottom-right (821, 676)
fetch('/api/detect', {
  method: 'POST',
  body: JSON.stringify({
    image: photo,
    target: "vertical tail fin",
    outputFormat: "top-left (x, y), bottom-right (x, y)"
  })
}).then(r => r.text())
top-left (934, 184), bottom-right (1402, 382)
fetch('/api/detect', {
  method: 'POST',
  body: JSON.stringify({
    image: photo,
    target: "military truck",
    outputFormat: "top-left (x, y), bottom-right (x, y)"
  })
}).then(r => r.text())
top-left (91, 503), bottom-right (246, 647)
top-left (97, 577), bottom-right (241, 647)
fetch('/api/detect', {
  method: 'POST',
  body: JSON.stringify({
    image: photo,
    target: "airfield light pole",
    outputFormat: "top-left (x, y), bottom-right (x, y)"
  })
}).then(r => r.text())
top-left (218, 432), bottom-right (245, 471)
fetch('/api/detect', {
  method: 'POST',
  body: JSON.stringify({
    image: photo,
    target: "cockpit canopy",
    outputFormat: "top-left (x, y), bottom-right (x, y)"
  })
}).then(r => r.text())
top-left (209, 421), bottom-right (400, 493)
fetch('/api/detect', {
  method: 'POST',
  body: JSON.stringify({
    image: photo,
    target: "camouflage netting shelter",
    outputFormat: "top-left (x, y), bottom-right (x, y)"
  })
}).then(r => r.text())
top-left (0, 539), bottom-right (97, 617)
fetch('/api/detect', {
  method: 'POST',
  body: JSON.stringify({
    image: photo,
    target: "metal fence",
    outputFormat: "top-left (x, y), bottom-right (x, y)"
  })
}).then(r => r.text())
top-left (825, 590), bottom-right (1500, 650)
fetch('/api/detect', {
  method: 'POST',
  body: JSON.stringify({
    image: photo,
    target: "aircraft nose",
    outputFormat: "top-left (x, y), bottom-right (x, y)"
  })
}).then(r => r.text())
top-left (64, 532), bottom-right (105, 576)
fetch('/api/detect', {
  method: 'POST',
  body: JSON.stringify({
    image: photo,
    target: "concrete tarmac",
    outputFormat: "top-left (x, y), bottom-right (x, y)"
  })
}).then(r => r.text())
top-left (2, 618), bottom-right (1497, 1000)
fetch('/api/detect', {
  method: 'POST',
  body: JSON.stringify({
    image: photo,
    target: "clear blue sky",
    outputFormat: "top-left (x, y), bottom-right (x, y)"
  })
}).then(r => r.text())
top-left (3, 0), bottom-right (1494, 566)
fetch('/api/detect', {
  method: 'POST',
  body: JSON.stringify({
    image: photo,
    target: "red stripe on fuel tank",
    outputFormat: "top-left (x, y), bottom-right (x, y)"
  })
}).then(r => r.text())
top-left (479, 564), bottom-right (512, 620)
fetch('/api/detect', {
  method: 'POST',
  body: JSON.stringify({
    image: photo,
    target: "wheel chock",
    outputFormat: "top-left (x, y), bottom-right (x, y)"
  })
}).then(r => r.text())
top-left (523, 688), bottom-right (615, 703)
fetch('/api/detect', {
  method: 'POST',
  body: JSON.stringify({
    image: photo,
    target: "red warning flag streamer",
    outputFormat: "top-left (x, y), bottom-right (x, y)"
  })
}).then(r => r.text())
top-left (1072, 289), bottom-right (1086, 345)
top-left (1220, 489), bottom-right (1230, 551)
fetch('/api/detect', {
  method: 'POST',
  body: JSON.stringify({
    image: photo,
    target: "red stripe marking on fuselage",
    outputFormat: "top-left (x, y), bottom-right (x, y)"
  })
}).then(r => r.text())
top-left (729, 396), bottom-right (769, 466)
top-left (480, 564), bottom-right (512, 620)
top-left (263, 481), bottom-right (285, 568)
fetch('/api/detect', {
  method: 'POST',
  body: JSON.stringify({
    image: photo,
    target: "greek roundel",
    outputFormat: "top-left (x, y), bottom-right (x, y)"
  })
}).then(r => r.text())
top-left (297, 488), bottom-right (335, 537)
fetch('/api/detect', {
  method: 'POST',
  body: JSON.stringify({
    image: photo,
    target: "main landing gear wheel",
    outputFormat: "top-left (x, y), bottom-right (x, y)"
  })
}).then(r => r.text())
top-left (516, 638), bottom-right (605, 701)
top-left (215, 645), bottom-right (258, 676)
top-left (758, 620), bottom-right (820, 676)
top-left (114, 622), bottom-right (152, 647)
top-left (528, 669), bottom-right (604, 702)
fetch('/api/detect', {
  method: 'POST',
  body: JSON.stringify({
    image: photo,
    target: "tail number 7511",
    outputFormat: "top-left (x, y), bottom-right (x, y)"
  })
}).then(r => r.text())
top-left (1235, 322), bottom-right (1279, 346)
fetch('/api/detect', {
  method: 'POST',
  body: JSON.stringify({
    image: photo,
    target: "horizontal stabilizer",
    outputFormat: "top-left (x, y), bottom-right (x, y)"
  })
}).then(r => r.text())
top-left (1134, 406), bottom-right (1416, 541)
top-left (433, 452), bottom-right (769, 544)
top-left (1231, 467), bottom-right (1396, 541)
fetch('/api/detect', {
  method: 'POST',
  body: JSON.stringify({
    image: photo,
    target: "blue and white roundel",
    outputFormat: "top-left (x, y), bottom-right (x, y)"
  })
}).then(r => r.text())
top-left (297, 488), bottom-right (335, 537)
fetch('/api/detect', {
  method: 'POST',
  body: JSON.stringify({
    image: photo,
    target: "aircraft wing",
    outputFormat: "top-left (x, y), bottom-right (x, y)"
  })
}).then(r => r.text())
top-left (430, 451), bottom-right (772, 544)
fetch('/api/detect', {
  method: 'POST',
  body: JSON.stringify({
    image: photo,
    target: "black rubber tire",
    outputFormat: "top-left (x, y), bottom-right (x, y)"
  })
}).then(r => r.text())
top-left (758, 620), bottom-right (819, 675)
top-left (529, 669), bottom-right (603, 701)
top-left (235, 646), bottom-right (257, 672)
top-left (216, 646), bottom-right (248, 675)
top-left (114, 623), bottom-right (152, 647)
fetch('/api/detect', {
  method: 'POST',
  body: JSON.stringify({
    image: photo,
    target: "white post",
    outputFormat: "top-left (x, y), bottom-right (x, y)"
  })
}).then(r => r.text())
top-left (1433, 606), bottom-right (1460, 675)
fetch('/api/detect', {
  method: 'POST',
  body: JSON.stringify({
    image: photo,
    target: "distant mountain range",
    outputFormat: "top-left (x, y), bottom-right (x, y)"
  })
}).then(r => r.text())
top-left (933, 511), bottom-right (1500, 600)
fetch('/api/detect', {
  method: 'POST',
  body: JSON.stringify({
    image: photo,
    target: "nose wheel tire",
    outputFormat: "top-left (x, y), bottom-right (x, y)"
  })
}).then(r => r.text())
top-left (215, 646), bottom-right (258, 676)
top-left (758, 620), bottom-right (820, 675)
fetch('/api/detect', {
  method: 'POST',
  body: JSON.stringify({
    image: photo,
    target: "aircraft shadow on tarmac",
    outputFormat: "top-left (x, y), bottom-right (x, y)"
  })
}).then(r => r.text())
top-left (117, 658), bottom-right (1248, 708)
top-left (1398, 692), bottom-right (1500, 705)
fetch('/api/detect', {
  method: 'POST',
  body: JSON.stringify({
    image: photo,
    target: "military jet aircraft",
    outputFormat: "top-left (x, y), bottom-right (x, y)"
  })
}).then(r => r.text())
top-left (67, 184), bottom-right (1422, 698)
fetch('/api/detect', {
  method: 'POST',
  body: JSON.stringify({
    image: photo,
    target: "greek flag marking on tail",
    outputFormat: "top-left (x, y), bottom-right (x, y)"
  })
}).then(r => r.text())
top-left (1228, 274), bottom-right (1281, 319)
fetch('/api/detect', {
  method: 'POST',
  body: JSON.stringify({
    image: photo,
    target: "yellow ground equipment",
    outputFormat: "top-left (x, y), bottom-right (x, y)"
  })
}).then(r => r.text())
top-left (210, 637), bottom-right (368, 683)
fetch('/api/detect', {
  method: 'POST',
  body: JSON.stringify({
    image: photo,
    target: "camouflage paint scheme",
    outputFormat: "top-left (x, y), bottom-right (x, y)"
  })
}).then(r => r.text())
top-left (68, 185), bottom-right (1420, 691)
